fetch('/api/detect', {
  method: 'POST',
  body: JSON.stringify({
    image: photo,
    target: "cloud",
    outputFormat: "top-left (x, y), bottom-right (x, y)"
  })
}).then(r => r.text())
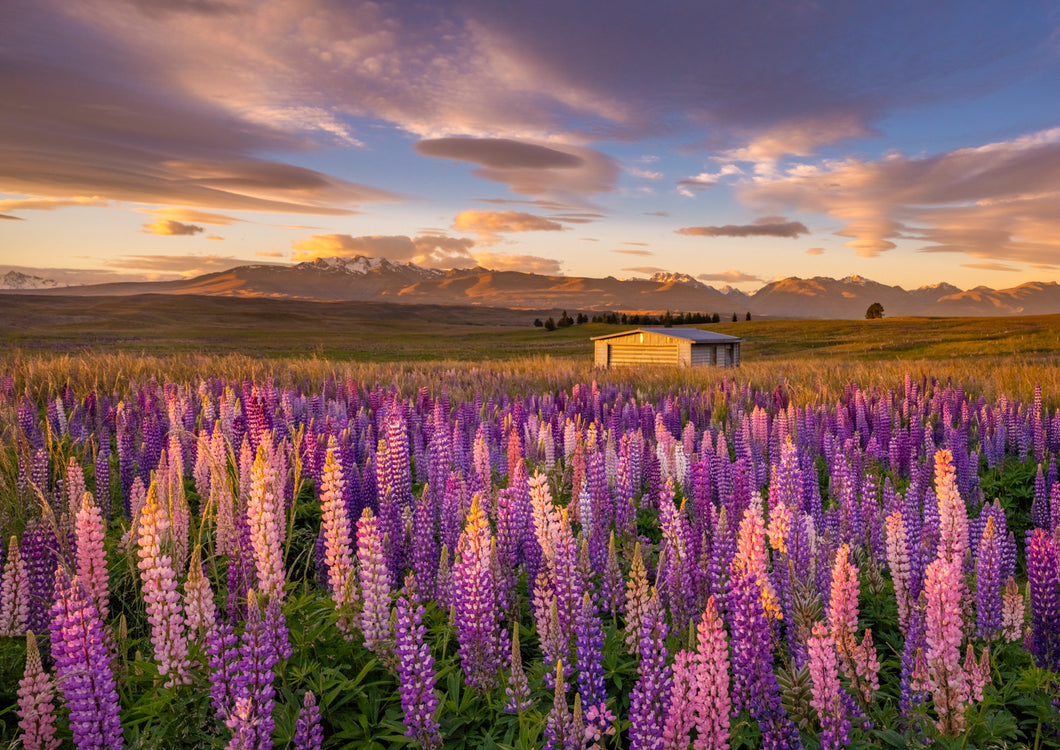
top-left (0, 214), bottom-right (22, 221)
top-left (743, 127), bottom-right (1060, 262)
top-left (676, 217), bottom-right (809, 238)
top-left (472, 252), bottom-right (562, 274)
top-left (0, 196), bottom-right (108, 213)
top-left (290, 232), bottom-right (477, 268)
top-left (644, 211), bottom-right (669, 217)
top-left (417, 137), bottom-right (619, 197)
top-left (101, 253), bottom-right (266, 277)
top-left (140, 208), bottom-right (245, 225)
top-left (805, 247), bottom-right (826, 255)
top-left (452, 209), bottom-right (564, 243)
top-left (961, 262), bottom-right (1021, 272)
top-left (623, 266), bottom-right (668, 275)
top-left (256, 250), bottom-right (285, 257)
top-left (722, 113), bottom-right (873, 163)
top-left (612, 249), bottom-right (654, 256)
top-left (677, 165), bottom-right (742, 195)
top-left (697, 269), bottom-right (763, 283)
top-left (628, 167), bottom-right (663, 180)
top-left (143, 218), bottom-right (204, 236)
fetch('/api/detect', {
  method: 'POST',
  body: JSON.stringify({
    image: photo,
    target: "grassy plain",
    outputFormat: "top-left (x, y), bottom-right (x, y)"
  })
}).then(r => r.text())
top-left (3, 293), bottom-right (1060, 404)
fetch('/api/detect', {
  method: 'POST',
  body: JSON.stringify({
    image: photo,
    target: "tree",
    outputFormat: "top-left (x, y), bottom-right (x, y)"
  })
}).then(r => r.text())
top-left (746, 311), bottom-right (752, 321)
top-left (544, 317), bottom-right (556, 331)
top-left (865, 302), bottom-right (884, 320)
top-left (557, 310), bottom-right (574, 328)
top-left (711, 313), bottom-right (720, 324)
top-left (732, 312), bottom-right (738, 322)
top-left (533, 318), bottom-right (543, 327)
top-left (663, 310), bottom-right (674, 327)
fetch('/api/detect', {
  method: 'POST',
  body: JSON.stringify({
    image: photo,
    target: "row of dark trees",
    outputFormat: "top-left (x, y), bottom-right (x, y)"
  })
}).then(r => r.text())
top-left (534, 309), bottom-right (752, 329)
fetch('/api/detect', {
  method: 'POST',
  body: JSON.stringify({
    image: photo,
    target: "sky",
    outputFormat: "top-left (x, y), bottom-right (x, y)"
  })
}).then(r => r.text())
top-left (2, 0), bottom-right (1060, 291)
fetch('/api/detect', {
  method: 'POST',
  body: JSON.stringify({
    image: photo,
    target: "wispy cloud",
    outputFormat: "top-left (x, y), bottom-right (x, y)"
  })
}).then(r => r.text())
top-left (143, 218), bottom-right (203, 236)
top-left (452, 209), bottom-right (564, 244)
top-left (0, 196), bottom-right (108, 213)
top-left (291, 233), bottom-right (477, 268)
top-left (623, 266), bottom-right (668, 275)
top-left (256, 250), bottom-right (284, 257)
top-left (612, 248), bottom-right (654, 256)
top-left (140, 208), bottom-right (246, 225)
top-left (676, 217), bottom-right (809, 238)
top-left (697, 269), bottom-right (763, 283)
top-left (961, 262), bottom-right (1021, 272)
top-left (101, 253), bottom-right (266, 277)
top-left (472, 252), bottom-right (562, 274)
top-left (417, 138), bottom-right (619, 197)
top-left (805, 247), bottom-right (826, 255)
top-left (744, 127), bottom-right (1060, 262)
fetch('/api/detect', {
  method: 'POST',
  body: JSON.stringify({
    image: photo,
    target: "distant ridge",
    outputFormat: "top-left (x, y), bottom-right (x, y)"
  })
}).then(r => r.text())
top-left (7, 257), bottom-right (1060, 318)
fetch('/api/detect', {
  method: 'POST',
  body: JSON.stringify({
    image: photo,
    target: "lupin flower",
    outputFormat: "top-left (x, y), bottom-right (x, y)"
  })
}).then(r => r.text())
top-left (17, 631), bottom-right (61, 750)
top-left (320, 440), bottom-right (356, 635)
top-left (624, 542), bottom-right (651, 656)
top-left (395, 576), bottom-right (442, 749)
top-left (452, 495), bottom-right (503, 689)
top-left (885, 511), bottom-right (912, 632)
top-left (356, 507), bottom-right (393, 663)
top-left (1026, 528), bottom-right (1060, 671)
top-left (934, 449), bottom-right (968, 566)
top-left (247, 445), bottom-right (286, 603)
top-left (807, 622), bottom-right (850, 750)
top-left (1001, 577), bottom-right (1024, 643)
top-left (504, 626), bottom-right (532, 713)
top-left (48, 567), bottom-right (123, 750)
top-left (293, 691), bottom-right (324, 750)
top-left (734, 500), bottom-right (781, 621)
top-left (693, 596), bottom-right (730, 750)
top-left (828, 544), bottom-right (860, 663)
top-left (184, 545), bottom-right (216, 641)
top-left (228, 591), bottom-right (279, 750)
top-left (963, 645), bottom-right (990, 703)
top-left (629, 590), bottom-right (671, 750)
top-left (544, 660), bottom-right (575, 750)
top-left (575, 591), bottom-right (608, 718)
top-left (0, 534), bottom-right (29, 636)
top-left (137, 480), bottom-right (191, 686)
top-left (975, 516), bottom-right (1003, 642)
top-left (75, 492), bottom-right (109, 621)
top-left (923, 555), bottom-right (968, 737)
top-left (207, 619), bottom-right (241, 720)
top-left (663, 648), bottom-right (697, 750)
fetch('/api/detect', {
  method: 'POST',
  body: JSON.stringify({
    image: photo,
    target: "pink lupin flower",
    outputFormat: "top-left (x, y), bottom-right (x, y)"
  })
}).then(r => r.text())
top-left (1001, 577), bottom-right (1024, 642)
top-left (734, 500), bottom-right (781, 621)
top-left (247, 445), bottom-right (285, 603)
top-left (885, 511), bottom-right (912, 631)
top-left (75, 492), bottom-right (109, 621)
top-left (934, 449), bottom-right (968, 566)
top-left (320, 439), bottom-right (355, 611)
top-left (663, 649), bottom-right (697, 750)
top-left (766, 499), bottom-right (791, 556)
top-left (183, 545), bottom-right (216, 641)
top-left (849, 629), bottom-right (880, 702)
top-left (924, 555), bottom-right (968, 737)
top-left (0, 534), bottom-right (29, 636)
top-left (357, 507), bottom-right (393, 663)
top-left (693, 595), bottom-right (730, 750)
top-left (623, 542), bottom-right (651, 657)
top-left (137, 480), bottom-right (191, 687)
top-left (65, 457), bottom-right (87, 522)
top-left (828, 544), bottom-right (860, 662)
top-left (807, 622), bottom-right (850, 750)
top-left (963, 645), bottom-right (990, 702)
top-left (17, 631), bottom-right (60, 750)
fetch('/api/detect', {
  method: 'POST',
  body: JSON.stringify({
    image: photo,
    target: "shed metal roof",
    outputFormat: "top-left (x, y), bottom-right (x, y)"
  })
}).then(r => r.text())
top-left (591, 327), bottom-right (743, 343)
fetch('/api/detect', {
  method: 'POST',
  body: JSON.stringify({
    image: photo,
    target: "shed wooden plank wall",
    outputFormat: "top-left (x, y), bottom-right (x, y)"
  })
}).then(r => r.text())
top-left (608, 344), bottom-right (678, 367)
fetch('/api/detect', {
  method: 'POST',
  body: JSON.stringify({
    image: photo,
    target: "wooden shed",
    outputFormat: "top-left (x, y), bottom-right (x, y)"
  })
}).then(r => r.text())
top-left (592, 327), bottom-right (743, 368)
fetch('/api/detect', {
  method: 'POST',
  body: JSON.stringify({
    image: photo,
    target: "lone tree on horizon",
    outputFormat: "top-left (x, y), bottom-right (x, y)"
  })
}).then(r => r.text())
top-left (865, 302), bottom-right (884, 319)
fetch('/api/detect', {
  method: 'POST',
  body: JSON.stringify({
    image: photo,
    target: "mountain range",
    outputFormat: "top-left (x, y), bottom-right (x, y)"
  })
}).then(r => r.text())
top-left (5, 257), bottom-right (1060, 319)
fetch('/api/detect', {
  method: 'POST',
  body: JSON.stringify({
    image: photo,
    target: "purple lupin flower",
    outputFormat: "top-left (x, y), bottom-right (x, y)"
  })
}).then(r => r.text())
top-left (229, 591), bottom-right (279, 750)
top-left (395, 575), bottom-right (442, 749)
top-left (628, 591), bottom-right (671, 750)
top-left (1026, 528), bottom-right (1060, 671)
top-left (207, 619), bottom-right (241, 720)
top-left (975, 516), bottom-right (1003, 642)
top-left (504, 625), bottom-right (532, 714)
top-left (452, 496), bottom-right (503, 690)
top-left (543, 661), bottom-right (575, 750)
top-left (48, 567), bottom-right (122, 750)
top-left (728, 571), bottom-right (802, 749)
top-left (292, 691), bottom-right (324, 750)
top-left (575, 591), bottom-right (608, 719)
top-left (356, 507), bottom-right (394, 664)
